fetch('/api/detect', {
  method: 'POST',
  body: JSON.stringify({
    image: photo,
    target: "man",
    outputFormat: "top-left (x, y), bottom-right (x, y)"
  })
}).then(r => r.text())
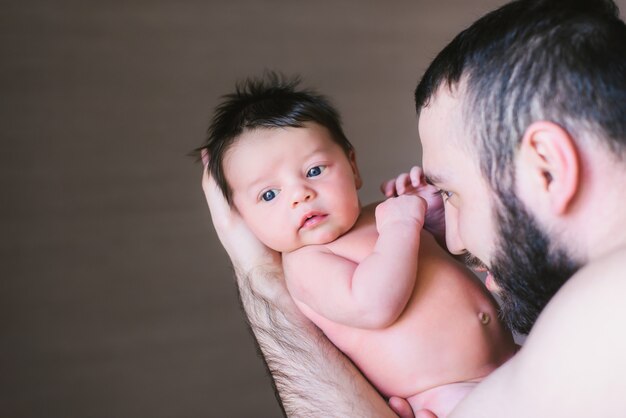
top-left (201, 0), bottom-right (626, 416)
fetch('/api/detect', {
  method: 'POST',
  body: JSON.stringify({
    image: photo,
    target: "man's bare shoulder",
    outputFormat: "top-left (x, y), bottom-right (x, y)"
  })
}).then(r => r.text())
top-left (525, 244), bottom-right (626, 336)
top-left (568, 245), bottom-right (626, 288)
top-left (532, 245), bottom-right (626, 334)
top-left (510, 246), bottom-right (626, 415)
top-left (453, 246), bottom-right (626, 417)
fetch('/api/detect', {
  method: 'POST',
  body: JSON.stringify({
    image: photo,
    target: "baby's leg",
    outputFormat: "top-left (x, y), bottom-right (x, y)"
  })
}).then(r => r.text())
top-left (406, 380), bottom-right (480, 418)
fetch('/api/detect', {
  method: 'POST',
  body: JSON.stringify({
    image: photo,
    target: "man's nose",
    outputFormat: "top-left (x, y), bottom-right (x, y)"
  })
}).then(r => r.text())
top-left (291, 185), bottom-right (316, 207)
top-left (444, 205), bottom-right (465, 255)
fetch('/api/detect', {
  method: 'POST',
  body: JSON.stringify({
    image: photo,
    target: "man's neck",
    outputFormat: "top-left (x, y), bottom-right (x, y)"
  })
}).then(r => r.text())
top-left (576, 155), bottom-right (626, 263)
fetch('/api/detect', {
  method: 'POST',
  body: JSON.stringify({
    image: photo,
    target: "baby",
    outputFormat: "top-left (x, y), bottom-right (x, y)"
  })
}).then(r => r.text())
top-left (200, 74), bottom-right (517, 416)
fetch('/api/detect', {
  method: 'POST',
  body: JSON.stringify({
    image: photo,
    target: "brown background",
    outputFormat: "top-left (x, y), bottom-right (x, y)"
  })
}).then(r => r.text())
top-left (3, 1), bottom-right (625, 417)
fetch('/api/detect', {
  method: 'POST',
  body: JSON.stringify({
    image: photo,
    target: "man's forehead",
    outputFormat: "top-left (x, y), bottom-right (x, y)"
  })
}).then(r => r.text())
top-left (418, 101), bottom-right (456, 186)
top-left (419, 96), bottom-right (483, 190)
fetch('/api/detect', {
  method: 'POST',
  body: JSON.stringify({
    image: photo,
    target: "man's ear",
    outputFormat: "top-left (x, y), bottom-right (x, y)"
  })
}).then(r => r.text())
top-left (517, 121), bottom-right (580, 215)
top-left (348, 149), bottom-right (363, 190)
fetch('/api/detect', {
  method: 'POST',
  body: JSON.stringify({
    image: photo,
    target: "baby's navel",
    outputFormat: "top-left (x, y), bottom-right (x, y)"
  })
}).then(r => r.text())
top-left (478, 312), bottom-right (491, 325)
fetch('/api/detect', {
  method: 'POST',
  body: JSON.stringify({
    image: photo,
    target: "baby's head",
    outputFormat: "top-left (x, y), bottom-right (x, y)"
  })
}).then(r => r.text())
top-left (200, 73), bottom-right (362, 253)
top-left (202, 73), bottom-right (355, 204)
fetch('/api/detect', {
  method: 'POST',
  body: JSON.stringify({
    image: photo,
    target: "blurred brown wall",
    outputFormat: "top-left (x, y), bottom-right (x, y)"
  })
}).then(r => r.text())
top-left (3, 1), bottom-right (625, 417)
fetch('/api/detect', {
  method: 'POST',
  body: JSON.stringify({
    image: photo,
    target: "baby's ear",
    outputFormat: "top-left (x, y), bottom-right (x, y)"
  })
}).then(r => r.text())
top-left (348, 150), bottom-right (363, 189)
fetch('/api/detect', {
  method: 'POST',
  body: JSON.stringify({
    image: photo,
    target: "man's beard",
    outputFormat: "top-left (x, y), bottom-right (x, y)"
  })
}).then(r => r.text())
top-left (486, 190), bottom-right (581, 335)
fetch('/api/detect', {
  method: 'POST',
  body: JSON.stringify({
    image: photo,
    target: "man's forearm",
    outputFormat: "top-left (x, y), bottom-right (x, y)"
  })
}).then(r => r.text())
top-left (235, 264), bottom-right (397, 418)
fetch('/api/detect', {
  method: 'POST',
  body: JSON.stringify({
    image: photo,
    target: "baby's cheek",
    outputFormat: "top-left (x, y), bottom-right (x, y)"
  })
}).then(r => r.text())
top-left (238, 208), bottom-right (282, 249)
top-left (265, 232), bottom-right (294, 253)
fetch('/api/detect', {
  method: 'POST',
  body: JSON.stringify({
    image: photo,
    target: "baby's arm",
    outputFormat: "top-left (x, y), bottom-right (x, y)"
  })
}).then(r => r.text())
top-left (284, 194), bottom-right (426, 329)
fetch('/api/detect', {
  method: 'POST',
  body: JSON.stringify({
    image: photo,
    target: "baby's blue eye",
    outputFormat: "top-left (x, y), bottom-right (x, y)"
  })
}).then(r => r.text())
top-left (307, 166), bottom-right (325, 177)
top-left (262, 189), bottom-right (278, 201)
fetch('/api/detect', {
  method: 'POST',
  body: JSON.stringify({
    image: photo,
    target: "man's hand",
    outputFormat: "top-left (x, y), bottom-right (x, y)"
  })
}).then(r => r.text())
top-left (380, 166), bottom-right (445, 247)
top-left (389, 396), bottom-right (438, 418)
top-left (201, 153), bottom-right (291, 306)
top-left (389, 396), bottom-right (416, 418)
top-left (201, 153), bottom-right (280, 275)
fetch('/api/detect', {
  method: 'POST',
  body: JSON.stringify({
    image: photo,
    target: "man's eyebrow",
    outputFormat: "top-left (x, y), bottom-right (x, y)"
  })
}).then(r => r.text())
top-left (424, 173), bottom-right (445, 186)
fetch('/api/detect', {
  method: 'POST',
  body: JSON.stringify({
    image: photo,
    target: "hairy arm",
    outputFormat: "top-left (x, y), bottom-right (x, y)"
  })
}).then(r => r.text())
top-left (201, 163), bottom-right (398, 417)
top-left (235, 264), bottom-right (399, 417)
top-left (284, 195), bottom-right (425, 329)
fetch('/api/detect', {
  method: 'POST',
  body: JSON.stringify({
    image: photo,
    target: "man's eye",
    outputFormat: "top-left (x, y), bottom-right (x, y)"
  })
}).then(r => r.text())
top-left (439, 189), bottom-right (453, 201)
top-left (307, 165), bottom-right (325, 177)
top-left (261, 189), bottom-right (279, 202)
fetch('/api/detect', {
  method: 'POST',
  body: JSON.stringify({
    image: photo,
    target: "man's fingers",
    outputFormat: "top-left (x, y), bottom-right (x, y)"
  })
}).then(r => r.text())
top-left (201, 165), bottom-right (230, 223)
top-left (415, 410), bottom-right (438, 418)
top-left (201, 148), bottom-right (210, 166)
top-left (388, 396), bottom-right (415, 418)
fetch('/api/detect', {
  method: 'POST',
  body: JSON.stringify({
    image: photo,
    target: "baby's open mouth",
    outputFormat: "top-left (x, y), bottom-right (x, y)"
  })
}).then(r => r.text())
top-left (300, 212), bottom-right (327, 229)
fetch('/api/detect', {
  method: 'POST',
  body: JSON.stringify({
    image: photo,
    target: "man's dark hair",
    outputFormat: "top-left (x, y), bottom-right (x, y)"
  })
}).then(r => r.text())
top-left (198, 72), bottom-right (353, 204)
top-left (415, 0), bottom-right (626, 194)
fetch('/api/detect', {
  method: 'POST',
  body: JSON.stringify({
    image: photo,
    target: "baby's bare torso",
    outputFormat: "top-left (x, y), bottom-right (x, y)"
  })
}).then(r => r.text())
top-left (290, 203), bottom-right (516, 398)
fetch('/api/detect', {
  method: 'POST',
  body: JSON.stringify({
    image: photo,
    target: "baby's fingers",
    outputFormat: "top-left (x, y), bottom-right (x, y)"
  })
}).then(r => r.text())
top-left (381, 166), bottom-right (425, 197)
top-left (410, 166), bottom-right (424, 188)
top-left (395, 173), bottom-right (412, 195)
top-left (380, 179), bottom-right (396, 197)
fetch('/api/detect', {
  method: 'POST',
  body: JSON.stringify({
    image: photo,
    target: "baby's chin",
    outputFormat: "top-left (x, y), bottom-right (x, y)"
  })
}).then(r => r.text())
top-left (277, 230), bottom-right (346, 254)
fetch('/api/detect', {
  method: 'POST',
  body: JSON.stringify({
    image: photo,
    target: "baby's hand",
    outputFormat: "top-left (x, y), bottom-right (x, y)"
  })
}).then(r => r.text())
top-left (375, 194), bottom-right (427, 234)
top-left (381, 166), bottom-right (445, 244)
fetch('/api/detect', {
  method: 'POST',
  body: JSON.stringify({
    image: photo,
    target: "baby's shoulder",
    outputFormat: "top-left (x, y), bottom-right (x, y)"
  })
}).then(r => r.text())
top-left (359, 201), bottom-right (379, 221)
top-left (283, 243), bottom-right (342, 274)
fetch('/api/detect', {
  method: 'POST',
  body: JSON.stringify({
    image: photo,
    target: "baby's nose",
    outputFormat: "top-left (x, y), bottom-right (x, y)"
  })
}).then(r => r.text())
top-left (291, 186), bottom-right (315, 207)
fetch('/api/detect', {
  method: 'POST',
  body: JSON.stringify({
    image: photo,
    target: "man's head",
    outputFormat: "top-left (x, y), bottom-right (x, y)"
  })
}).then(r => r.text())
top-left (200, 74), bottom-right (362, 253)
top-left (415, 0), bottom-right (626, 333)
top-left (200, 72), bottom-right (355, 205)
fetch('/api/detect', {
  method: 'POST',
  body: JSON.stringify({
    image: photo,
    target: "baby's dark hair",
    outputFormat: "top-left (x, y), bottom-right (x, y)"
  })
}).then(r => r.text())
top-left (197, 72), bottom-right (354, 204)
